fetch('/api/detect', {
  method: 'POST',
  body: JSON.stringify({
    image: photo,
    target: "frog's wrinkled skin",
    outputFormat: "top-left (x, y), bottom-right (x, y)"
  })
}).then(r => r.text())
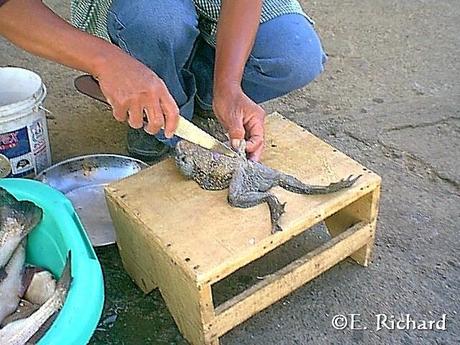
top-left (175, 140), bottom-right (361, 233)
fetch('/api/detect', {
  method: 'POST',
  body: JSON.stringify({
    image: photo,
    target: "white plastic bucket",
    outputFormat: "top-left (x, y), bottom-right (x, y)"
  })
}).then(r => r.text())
top-left (0, 67), bottom-right (51, 178)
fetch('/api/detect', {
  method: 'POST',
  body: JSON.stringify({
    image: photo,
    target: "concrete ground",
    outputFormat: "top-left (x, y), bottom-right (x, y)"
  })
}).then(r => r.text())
top-left (1, 0), bottom-right (459, 344)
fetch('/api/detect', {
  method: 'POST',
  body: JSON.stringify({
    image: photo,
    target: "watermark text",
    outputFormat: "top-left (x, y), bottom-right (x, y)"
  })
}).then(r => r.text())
top-left (331, 313), bottom-right (447, 331)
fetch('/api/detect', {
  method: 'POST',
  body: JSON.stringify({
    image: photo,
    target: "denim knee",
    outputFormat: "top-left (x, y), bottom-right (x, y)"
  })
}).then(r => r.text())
top-left (242, 14), bottom-right (327, 103)
top-left (243, 45), bottom-right (326, 102)
top-left (107, 0), bottom-right (199, 68)
top-left (282, 44), bottom-right (327, 91)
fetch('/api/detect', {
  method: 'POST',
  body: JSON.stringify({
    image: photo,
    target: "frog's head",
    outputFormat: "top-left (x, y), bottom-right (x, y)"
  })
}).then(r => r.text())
top-left (175, 140), bottom-right (202, 178)
top-left (174, 140), bottom-right (237, 182)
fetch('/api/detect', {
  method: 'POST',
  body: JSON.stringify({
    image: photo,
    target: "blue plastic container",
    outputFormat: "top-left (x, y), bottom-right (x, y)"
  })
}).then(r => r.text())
top-left (0, 178), bottom-right (104, 345)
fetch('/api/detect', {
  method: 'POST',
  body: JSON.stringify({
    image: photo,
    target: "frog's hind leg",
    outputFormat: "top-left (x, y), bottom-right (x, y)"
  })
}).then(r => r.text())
top-left (278, 174), bottom-right (361, 194)
top-left (228, 192), bottom-right (286, 233)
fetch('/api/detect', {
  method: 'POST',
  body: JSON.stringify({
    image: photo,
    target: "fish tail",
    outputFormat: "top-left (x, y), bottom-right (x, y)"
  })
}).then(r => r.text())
top-left (57, 251), bottom-right (72, 292)
top-left (0, 190), bottom-right (43, 237)
top-left (16, 200), bottom-right (43, 236)
top-left (0, 187), bottom-right (19, 206)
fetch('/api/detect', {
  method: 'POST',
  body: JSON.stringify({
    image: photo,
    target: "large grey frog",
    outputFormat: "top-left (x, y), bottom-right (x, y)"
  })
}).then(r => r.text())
top-left (175, 140), bottom-right (360, 233)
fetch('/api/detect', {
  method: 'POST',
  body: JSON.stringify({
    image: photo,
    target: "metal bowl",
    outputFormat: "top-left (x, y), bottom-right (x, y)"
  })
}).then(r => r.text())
top-left (36, 154), bottom-right (148, 246)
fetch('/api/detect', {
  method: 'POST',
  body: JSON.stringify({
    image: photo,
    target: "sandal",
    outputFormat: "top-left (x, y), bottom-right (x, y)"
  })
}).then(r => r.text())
top-left (126, 127), bottom-right (170, 162)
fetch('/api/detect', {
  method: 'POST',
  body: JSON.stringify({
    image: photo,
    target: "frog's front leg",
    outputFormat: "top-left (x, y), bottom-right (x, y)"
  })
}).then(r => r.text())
top-left (228, 191), bottom-right (286, 233)
top-left (278, 174), bottom-right (361, 194)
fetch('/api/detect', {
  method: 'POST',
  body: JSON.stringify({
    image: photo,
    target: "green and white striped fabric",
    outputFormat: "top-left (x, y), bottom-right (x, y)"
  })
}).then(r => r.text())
top-left (70, 0), bottom-right (113, 41)
top-left (70, 0), bottom-right (309, 45)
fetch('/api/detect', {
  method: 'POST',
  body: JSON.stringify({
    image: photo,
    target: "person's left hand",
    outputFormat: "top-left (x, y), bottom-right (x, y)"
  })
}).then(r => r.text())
top-left (213, 86), bottom-right (265, 161)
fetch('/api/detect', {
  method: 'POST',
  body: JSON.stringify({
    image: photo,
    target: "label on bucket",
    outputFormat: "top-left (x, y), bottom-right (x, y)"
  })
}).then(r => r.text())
top-left (0, 118), bottom-right (51, 178)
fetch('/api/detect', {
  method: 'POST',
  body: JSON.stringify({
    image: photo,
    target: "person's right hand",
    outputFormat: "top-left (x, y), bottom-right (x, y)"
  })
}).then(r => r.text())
top-left (213, 85), bottom-right (265, 161)
top-left (94, 52), bottom-right (179, 138)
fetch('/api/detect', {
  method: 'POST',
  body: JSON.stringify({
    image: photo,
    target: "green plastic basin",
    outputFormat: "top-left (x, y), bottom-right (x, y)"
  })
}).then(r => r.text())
top-left (0, 178), bottom-right (104, 345)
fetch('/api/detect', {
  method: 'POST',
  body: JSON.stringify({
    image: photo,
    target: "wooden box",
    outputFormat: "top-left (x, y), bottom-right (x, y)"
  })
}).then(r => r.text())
top-left (105, 112), bottom-right (381, 345)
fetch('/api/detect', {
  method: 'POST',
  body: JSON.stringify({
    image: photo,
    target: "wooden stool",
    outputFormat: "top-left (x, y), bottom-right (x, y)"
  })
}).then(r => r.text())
top-left (105, 112), bottom-right (381, 345)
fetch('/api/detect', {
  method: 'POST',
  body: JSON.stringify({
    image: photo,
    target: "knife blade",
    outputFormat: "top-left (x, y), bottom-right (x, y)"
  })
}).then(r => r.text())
top-left (174, 116), bottom-right (237, 156)
top-left (74, 75), bottom-right (237, 157)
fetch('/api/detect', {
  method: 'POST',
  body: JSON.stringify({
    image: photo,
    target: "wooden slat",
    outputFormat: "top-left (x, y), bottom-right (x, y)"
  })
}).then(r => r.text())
top-left (209, 221), bottom-right (373, 337)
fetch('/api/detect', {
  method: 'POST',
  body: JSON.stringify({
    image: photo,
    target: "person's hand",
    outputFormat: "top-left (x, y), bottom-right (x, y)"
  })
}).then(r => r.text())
top-left (213, 85), bottom-right (265, 161)
top-left (94, 52), bottom-right (179, 138)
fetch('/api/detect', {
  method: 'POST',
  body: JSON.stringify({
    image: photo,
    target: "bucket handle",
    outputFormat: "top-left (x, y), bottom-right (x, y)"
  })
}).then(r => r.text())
top-left (38, 105), bottom-right (51, 114)
top-left (38, 105), bottom-right (55, 119)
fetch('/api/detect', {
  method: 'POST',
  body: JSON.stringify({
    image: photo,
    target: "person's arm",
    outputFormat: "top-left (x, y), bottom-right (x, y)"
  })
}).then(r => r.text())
top-left (212, 0), bottom-right (265, 161)
top-left (0, 0), bottom-right (178, 137)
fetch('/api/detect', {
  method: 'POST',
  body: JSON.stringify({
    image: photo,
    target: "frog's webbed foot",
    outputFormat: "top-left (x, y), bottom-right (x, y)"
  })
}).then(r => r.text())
top-left (323, 174), bottom-right (362, 192)
top-left (279, 174), bottom-right (362, 194)
top-left (268, 198), bottom-right (286, 233)
top-left (228, 191), bottom-right (286, 233)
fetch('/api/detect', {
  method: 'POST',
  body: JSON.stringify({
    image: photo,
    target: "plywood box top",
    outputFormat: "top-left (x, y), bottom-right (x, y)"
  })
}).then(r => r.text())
top-left (105, 113), bottom-right (381, 286)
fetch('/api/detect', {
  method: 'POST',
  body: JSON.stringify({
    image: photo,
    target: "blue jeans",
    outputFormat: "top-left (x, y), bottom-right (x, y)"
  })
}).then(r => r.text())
top-left (107, 0), bottom-right (327, 146)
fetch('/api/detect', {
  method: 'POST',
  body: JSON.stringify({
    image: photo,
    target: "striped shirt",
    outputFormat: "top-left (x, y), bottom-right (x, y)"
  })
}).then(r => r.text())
top-left (70, 0), bottom-right (310, 46)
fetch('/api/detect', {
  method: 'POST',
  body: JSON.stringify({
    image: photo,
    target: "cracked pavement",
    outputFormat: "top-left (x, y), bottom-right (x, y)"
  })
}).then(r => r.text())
top-left (1, 0), bottom-right (459, 344)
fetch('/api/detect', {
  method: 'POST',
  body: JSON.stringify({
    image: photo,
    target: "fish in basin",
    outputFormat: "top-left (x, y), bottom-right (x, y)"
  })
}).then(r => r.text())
top-left (0, 187), bottom-right (72, 345)
top-left (0, 253), bottom-right (72, 345)
top-left (0, 187), bottom-right (43, 326)
top-left (0, 188), bottom-right (42, 276)
top-left (175, 140), bottom-right (361, 233)
top-left (0, 241), bottom-right (26, 325)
